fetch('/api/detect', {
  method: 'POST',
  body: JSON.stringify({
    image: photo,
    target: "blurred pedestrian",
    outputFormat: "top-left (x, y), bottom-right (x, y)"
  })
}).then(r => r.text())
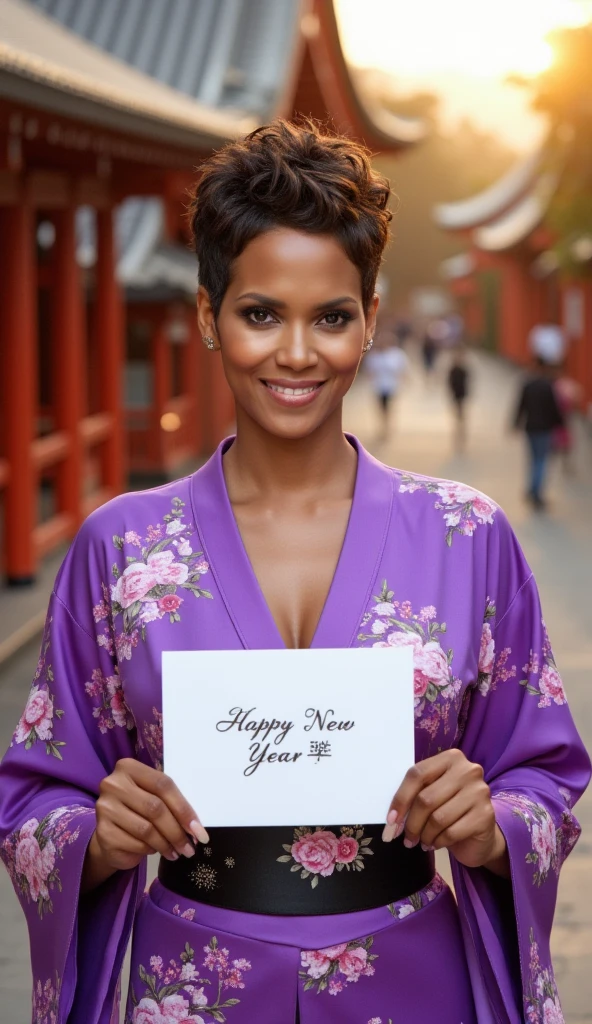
top-left (552, 366), bottom-right (583, 475)
top-left (421, 330), bottom-right (438, 376)
top-left (366, 337), bottom-right (409, 439)
top-left (514, 358), bottom-right (564, 510)
top-left (447, 347), bottom-right (470, 451)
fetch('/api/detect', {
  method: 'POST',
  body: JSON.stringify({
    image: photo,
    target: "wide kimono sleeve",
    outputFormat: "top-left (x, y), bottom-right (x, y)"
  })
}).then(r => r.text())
top-left (453, 515), bottom-right (591, 1024)
top-left (0, 530), bottom-right (145, 1024)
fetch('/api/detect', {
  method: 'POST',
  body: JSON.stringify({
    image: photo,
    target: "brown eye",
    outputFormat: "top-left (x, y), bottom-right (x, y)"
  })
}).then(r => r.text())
top-left (318, 310), bottom-right (353, 327)
top-left (242, 307), bottom-right (276, 325)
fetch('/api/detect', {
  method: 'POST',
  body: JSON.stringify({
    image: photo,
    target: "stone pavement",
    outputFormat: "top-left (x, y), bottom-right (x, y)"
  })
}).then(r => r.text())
top-left (0, 346), bottom-right (590, 1021)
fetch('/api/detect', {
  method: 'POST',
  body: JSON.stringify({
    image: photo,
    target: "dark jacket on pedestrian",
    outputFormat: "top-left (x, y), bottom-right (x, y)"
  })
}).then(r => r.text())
top-left (514, 376), bottom-right (564, 433)
top-left (448, 364), bottom-right (469, 401)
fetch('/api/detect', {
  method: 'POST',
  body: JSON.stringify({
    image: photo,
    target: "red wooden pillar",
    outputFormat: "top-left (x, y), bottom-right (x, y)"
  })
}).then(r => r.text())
top-left (52, 206), bottom-right (86, 531)
top-left (96, 209), bottom-right (125, 493)
top-left (0, 204), bottom-right (37, 583)
top-left (153, 316), bottom-right (171, 468)
top-left (185, 311), bottom-right (202, 455)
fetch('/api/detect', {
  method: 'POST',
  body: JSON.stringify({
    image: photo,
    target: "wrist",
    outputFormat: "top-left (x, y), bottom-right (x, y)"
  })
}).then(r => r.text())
top-left (81, 831), bottom-right (118, 894)
top-left (482, 824), bottom-right (510, 879)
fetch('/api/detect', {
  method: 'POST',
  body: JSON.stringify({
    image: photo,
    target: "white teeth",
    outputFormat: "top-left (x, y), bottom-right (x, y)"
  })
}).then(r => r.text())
top-left (267, 383), bottom-right (317, 395)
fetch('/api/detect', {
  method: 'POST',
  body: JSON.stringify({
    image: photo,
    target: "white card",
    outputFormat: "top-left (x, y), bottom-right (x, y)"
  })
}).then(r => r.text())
top-left (162, 646), bottom-right (414, 827)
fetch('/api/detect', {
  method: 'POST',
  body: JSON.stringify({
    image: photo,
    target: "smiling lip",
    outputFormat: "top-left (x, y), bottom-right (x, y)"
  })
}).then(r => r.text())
top-left (261, 378), bottom-right (326, 407)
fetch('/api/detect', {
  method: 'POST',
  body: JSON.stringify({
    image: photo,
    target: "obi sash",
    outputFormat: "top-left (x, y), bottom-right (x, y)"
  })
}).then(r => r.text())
top-left (158, 824), bottom-right (435, 915)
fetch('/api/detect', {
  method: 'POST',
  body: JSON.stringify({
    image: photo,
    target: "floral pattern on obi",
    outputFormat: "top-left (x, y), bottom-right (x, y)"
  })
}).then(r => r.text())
top-left (85, 666), bottom-right (135, 734)
top-left (277, 826), bottom-right (373, 888)
top-left (300, 935), bottom-right (377, 995)
top-left (520, 621), bottom-right (567, 708)
top-left (399, 474), bottom-right (497, 545)
top-left (524, 928), bottom-right (564, 1023)
top-left (33, 972), bottom-right (60, 1023)
top-left (357, 583), bottom-right (463, 746)
top-left (1, 806), bottom-right (93, 917)
top-left (495, 791), bottom-right (581, 886)
top-left (94, 498), bottom-right (212, 662)
top-left (11, 621), bottom-right (65, 759)
top-left (128, 936), bottom-right (251, 1023)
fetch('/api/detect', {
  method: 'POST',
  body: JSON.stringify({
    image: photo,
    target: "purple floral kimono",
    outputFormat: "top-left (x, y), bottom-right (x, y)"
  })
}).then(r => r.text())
top-left (0, 437), bottom-right (589, 1024)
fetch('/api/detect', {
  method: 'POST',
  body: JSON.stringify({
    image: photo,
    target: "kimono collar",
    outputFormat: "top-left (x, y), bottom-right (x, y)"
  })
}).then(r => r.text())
top-left (190, 435), bottom-right (394, 650)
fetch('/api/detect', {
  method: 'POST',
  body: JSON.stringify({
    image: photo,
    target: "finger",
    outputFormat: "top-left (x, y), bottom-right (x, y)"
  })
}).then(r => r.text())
top-left (97, 819), bottom-right (158, 868)
top-left (105, 778), bottom-right (197, 858)
top-left (114, 760), bottom-right (209, 844)
top-left (384, 751), bottom-right (460, 837)
top-left (431, 807), bottom-right (492, 853)
top-left (403, 773), bottom-right (468, 846)
top-left (413, 788), bottom-right (480, 849)
top-left (103, 799), bottom-right (191, 861)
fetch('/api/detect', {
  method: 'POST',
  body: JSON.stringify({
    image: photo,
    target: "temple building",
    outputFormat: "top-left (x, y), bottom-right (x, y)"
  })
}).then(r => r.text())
top-left (435, 142), bottom-right (592, 408)
top-left (0, 0), bottom-right (422, 584)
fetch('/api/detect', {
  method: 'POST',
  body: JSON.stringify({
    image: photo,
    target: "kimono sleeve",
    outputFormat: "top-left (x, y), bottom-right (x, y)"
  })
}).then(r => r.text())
top-left (0, 584), bottom-right (145, 1024)
top-left (452, 529), bottom-right (591, 1024)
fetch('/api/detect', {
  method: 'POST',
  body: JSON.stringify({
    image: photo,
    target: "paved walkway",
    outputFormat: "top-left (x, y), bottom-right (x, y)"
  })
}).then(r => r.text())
top-left (0, 347), bottom-right (590, 1021)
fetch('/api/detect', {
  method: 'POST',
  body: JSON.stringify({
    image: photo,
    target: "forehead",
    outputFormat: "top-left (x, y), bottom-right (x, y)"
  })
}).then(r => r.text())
top-left (228, 227), bottom-right (363, 302)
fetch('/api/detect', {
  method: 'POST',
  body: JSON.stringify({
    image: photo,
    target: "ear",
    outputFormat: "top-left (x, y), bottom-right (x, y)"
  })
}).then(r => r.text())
top-left (365, 293), bottom-right (380, 346)
top-left (197, 286), bottom-right (218, 342)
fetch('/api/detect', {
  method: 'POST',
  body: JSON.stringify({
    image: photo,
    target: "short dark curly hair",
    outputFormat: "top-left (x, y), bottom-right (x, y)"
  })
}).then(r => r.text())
top-left (188, 118), bottom-right (392, 317)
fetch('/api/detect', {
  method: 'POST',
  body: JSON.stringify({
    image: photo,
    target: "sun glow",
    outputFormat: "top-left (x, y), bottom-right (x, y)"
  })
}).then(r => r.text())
top-left (337, 0), bottom-right (592, 79)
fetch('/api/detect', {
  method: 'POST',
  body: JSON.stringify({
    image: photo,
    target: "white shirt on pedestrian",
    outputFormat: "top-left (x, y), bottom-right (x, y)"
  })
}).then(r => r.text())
top-left (366, 347), bottom-right (409, 396)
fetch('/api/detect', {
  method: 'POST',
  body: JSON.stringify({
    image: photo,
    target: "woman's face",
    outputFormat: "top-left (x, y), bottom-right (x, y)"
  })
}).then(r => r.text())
top-left (197, 227), bottom-right (378, 440)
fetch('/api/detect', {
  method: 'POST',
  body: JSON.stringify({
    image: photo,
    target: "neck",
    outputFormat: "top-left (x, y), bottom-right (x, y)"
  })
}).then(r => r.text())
top-left (223, 405), bottom-right (357, 504)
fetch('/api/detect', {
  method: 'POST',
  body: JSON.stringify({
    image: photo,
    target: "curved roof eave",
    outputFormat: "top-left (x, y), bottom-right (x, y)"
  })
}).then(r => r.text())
top-left (307, 0), bottom-right (425, 150)
top-left (473, 171), bottom-right (558, 252)
top-left (0, 0), bottom-right (256, 151)
top-left (434, 148), bottom-right (545, 232)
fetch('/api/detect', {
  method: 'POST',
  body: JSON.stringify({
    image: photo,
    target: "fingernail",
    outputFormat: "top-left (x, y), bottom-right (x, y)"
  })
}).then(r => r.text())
top-left (420, 843), bottom-right (435, 852)
top-left (404, 837), bottom-right (418, 849)
top-left (182, 842), bottom-right (196, 859)
top-left (190, 819), bottom-right (210, 845)
top-left (387, 809), bottom-right (398, 826)
top-left (165, 851), bottom-right (179, 861)
top-left (382, 823), bottom-right (396, 843)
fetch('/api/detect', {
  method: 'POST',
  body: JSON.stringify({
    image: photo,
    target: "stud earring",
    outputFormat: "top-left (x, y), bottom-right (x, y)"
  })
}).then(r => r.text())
top-left (202, 336), bottom-right (217, 351)
top-left (363, 337), bottom-right (374, 353)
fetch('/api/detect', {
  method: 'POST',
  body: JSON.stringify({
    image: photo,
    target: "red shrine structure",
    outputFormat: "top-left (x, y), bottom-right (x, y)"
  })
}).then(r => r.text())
top-left (435, 145), bottom-right (592, 407)
top-left (0, 0), bottom-right (422, 585)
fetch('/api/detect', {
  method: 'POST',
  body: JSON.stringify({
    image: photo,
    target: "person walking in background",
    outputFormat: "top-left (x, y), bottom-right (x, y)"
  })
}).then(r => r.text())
top-left (552, 364), bottom-right (583, 475)
top-left (447, 346), bottom-right (470, 451)
top-left (366, 334), bottom-right (409, 439)
top-left (514, 357), bottom-right (564, 510)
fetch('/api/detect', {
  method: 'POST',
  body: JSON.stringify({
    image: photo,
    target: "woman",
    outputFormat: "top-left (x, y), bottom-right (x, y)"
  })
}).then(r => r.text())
top-left (0, 120), bottom-right (589, 1024)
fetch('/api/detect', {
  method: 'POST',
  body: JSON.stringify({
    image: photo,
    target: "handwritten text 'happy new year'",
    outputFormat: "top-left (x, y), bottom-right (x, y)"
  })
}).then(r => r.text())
top-left (215, 707), bottom-right (355, 777)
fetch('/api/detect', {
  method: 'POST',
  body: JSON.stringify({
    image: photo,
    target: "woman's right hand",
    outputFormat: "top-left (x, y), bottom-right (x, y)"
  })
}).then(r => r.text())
top-left (82, 758), bottom-right (209, 892)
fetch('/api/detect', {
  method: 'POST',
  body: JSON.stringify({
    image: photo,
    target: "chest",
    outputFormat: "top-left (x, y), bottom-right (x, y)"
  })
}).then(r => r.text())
top-left (233, 501), bottom-right (352, 649)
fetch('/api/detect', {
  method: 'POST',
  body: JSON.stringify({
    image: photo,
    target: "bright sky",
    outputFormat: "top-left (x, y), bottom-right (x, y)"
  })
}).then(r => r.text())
top-left (336, 0), bottom-right (592, 150)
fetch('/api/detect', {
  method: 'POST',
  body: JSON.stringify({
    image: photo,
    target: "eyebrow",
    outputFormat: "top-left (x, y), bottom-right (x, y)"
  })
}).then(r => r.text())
top-left (235, 292), bottom-right (359, 310)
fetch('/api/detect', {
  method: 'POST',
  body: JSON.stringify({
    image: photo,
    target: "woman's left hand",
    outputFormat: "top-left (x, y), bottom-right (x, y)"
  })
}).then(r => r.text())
top-left (383, 749), bottom-right (510, 878)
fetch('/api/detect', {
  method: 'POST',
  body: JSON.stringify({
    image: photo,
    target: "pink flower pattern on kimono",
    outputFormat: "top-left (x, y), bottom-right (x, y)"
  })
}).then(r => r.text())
top-left (1, 806), bottom-right (92, 917)
top-left (278, 826), bottom-right (373, 887)
top-left (128, 936), bottom-right (250, 1023)
top-left (300, 936), bottom-right (378, 995)
top-left (524, 929), bottom-right (564, 1023)
top-left (495, 792), bottom-right (581, 886)
top-left (11, 622), bottom-right (65, 759)
top-left (85, 667), bottom-right (135, 734)
top-left (520, 621), bottom-right (567, 709)
top-left (99, 498), bottom-right (212, 662)
top-left (399, 474), bottom-right (497, 545)
top-left (357, 583), bottom-right (463, 747)
top-left (32, 972), bottom-right (60, 1024)
top-left (138, 707), bottom-right (163, 771)
top-left (387, 872), bottom-right (446, 919)
top-left (477, 600), bottom-right (497, 694)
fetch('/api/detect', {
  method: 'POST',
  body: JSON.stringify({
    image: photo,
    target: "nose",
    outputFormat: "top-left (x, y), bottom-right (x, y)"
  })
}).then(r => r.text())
top-left (275, 323), bottom-right (318, 371)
